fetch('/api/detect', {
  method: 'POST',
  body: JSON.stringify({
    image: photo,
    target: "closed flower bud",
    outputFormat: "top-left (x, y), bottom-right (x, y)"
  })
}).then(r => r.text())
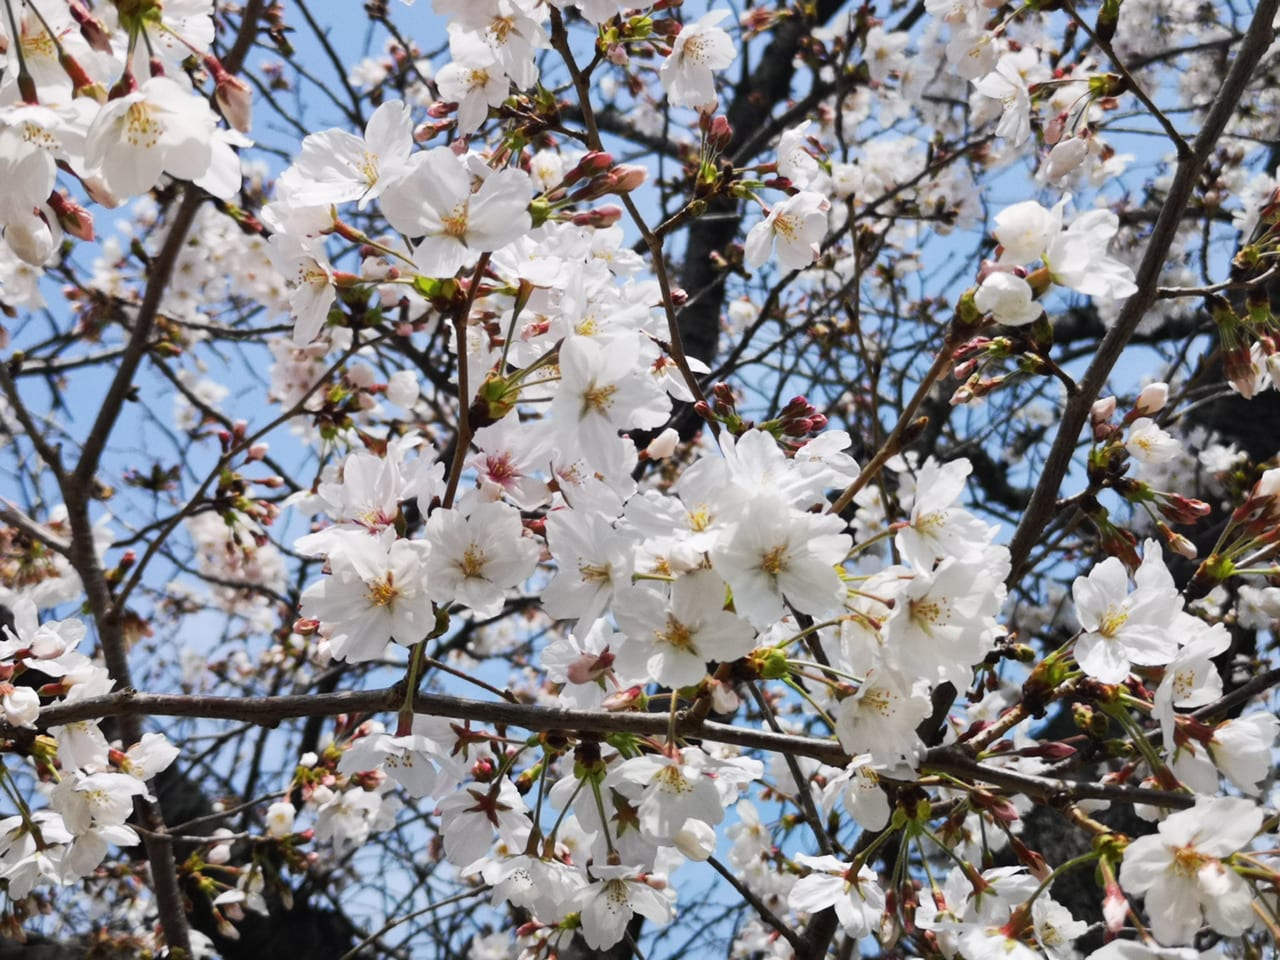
top-left (644, 427), bottom-right (679, 460)
top-left (215, 74), bottom-right (253, 134)
top-left (1135, 381), bottom-right (1169, 415)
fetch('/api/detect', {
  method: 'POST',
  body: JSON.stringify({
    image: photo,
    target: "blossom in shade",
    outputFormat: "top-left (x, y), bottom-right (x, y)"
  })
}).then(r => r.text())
top-left (575, 866), bottom-right (675, 949)
top-left (1071, 542), bottom-right (1182, 683)
top-left (1120, 796), bottom-right (1262, 945)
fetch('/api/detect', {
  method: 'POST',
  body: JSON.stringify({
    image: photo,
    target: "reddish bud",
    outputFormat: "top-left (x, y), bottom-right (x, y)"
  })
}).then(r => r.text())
top-left (573, 151), bottom-right (615, 183)
top-left (215, 73), bottom-right (253, 133)
top-left (1157, 493), bottom-right (1211, 525)
top-left (47, 192), bottom-right (94, 241)
top-left (68, 1), bottom-right (113, 52)
top-left (1043, 111), bottom-right (1068, 145)
top-left (607, 164), bottom-right (647, 194)
top-left (602, 685), bottom-right (644, 711)
top-left (571, 205), bottom-right (624, 228)
top-left (565, 647), bottom-right (615, 685)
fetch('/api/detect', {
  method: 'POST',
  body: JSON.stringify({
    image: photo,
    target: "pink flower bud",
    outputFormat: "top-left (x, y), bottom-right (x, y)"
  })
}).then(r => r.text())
top-left (414, 120), bottom-right (450, 143)
top-left (48, 192), bottom-right (95, 241)
top-left (1102, 880), bottom-right (1127, 933)
top-left (571, 205), bottom-right (624, 228)
top-left (1090, 396), bottom-right (1117, 424)
top-left (707, 114), bottom-right (733, 151)
top-left (68, 1), bottom-right (113, 52)
top-left (644, 427), bottom-right (679, 460)
top-left (1043, 111), bottom-right (1068, 145)
top-left (607, 164), bottom-right (647, 194)
top-left (215, 74), bottom-right (253, 134)
top-left (1135, 381), bottom-right (1169, 415)
top-left (562, 151), bottom-right (614, 188)
top-left (565, 648), bottom-right (615, 685)
top-left (602, 685), bottom-right (644, 711)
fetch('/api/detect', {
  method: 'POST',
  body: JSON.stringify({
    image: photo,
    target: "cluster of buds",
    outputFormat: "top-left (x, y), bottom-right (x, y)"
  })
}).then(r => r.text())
top-left (694, 381), bottom-right (752, 434)
top-left (210, 422), bottom-right (283, 529)
top-left (759, 394), bottom-right (829, 447)
top-left (1085, 385), bottom-right (1208, 558)
top-left (950, 335), bottom-right (1013, 405)
top-left (524, 152), bottom-right (644, 230)
top-left (1185, 468), bottom-right (1280, 599)
top-left (555, 152), bottom-right (647, 204)
top-left (949, 322), bottom-right (1057, 405)
top-left (694, 386), bottom-right (828, 447)
top-left (698, 112), bottom-right (733, 155)
top-left (1089, 381), bottom-right (1171, 442)
top-left (1205, 294), bottom-right (1280, 398)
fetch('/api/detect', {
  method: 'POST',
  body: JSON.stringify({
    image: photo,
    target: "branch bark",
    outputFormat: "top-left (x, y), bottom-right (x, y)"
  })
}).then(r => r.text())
top-left (20, 686), bottom-right (1212, 812)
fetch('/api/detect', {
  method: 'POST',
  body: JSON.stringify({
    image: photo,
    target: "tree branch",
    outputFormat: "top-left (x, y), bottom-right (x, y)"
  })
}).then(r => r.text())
top-left (20, 687), bottom-right (1202, 811)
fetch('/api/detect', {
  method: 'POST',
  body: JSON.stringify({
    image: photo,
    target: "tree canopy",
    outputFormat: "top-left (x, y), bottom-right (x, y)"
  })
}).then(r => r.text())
top-left (1, 0), bottom-right (1280, 958)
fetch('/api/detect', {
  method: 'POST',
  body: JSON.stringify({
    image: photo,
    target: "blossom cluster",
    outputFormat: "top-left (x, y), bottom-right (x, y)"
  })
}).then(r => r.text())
top-left (0, 599), bottom-right (178, 899)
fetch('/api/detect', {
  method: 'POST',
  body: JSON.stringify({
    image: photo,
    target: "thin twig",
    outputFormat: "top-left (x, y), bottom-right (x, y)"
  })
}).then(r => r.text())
top-left (707, 855), bottom-right (805, 952)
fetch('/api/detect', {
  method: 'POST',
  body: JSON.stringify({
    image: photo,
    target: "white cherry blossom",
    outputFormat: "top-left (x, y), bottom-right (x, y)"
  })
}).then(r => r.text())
top-left (744, 191), bottom-right (831, 271)
top-left (1120, 796), bottom-right (1262, 945)
top-left (84, 77), bottom-right (222, 198)
top-left (278, 100), bottom-right (415, 209)
top-left (1072, 543), bottom-right (1183, 683)
top-left (659, 9), bottom-right (737, 110)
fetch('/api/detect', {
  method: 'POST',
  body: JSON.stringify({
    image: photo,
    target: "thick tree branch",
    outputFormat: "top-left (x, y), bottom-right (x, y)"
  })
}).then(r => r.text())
top-left (20, 686), bottom-right (1204, 812)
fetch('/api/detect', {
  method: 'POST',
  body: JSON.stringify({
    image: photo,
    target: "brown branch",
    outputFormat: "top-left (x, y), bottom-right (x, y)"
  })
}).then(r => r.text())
top-left (0, 501), bottom-right (72, 558)
top-left (70, 189), bottom-right (205, 499)
top-left (0, 362), bottom-right (68, 484)
top-left (57, 190), bottom-right (206, 960)
top-left (1061, 0), bottom-right (1191, 159)
top-left (1005, 0), bottom-right (1280, 586)
top-left (47, 6), bottom-right (269, 949)
top-left (20, 687), bottom-right (1199, 811)
top-left (548, 7), bottom-right (710, 415)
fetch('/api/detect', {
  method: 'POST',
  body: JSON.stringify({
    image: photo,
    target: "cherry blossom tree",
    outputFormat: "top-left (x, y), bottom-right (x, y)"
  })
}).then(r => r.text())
top-left (1, 0), bottom-right (1280, 959)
